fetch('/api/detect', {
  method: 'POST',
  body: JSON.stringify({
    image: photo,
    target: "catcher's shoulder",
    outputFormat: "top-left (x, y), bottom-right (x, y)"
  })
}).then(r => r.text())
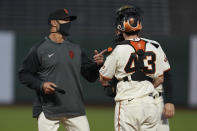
top-left (141, 37), bottom-right (161, 48)
top-left (105, 40), bottom-right (130, 55)
top-left (105, 46), bottom-right (115, 56)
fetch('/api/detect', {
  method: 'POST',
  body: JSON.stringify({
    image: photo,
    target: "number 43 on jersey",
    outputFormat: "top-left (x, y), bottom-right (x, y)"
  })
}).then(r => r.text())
top-left (124, 51), bottom-right (156, 74)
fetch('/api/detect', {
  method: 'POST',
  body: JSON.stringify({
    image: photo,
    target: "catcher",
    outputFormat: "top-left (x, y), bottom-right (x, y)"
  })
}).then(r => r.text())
top-left (99, 5), bottom-right (174, 131)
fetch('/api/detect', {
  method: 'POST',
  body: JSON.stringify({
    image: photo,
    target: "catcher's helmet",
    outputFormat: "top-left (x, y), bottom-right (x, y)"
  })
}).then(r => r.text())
top-left (115, 5), bottom-right (143, 33)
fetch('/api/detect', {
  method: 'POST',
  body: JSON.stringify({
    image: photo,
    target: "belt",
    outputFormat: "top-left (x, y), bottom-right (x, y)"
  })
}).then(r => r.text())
top-left (151, 92), bottom-right (162, 99)
top-left (158, 92), bottom-right (162, 97)
top-left (125, 93), bottom-right (157, 103)
top-left (148, 93), bottom-right (157, 98)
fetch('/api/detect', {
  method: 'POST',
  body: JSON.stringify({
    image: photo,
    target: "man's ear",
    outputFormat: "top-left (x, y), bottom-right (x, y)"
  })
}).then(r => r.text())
top-left (115, 29), bottom-right (122, 35)
top-left (50, 20), bottom-right (58, 27)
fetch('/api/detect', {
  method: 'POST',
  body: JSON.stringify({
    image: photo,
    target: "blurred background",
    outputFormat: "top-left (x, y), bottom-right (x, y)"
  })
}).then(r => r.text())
top-left (0, 0), bottom-right (197, 130)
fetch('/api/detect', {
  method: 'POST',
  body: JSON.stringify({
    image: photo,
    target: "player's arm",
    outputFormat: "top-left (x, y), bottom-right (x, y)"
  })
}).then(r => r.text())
top-left (163, 70), bottom-right (173, 103)
top-left (157, 46), bottom-right (174, 104)
top-left (18, 46), bottom-right (44, 92)
top-left (163, 70), bottom-right (175, 118)
top-left (19, 45), bottom-right (63, 94)
top-left (99, 54), bottom-right (116, 85)
top-left (153, 75), bottom-right (164, 88)
top-left (99, 49), bottom-right (118, 97)
top-left (155, 44), bottom-right (171, 91)
top-left (99, 49), bottom-right (117, 83)
top-left (80, 49), bottom-right (106, 82)
top-left (155, 44), bottom-right (175, 118)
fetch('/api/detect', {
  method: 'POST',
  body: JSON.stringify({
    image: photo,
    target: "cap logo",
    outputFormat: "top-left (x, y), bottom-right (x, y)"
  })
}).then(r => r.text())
top-left (64, 9), bottom-right (69, 14)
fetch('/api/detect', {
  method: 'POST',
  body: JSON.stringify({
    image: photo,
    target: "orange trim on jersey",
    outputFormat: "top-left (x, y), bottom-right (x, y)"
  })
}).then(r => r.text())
top-left (158, 74), bottom-right (164, 77)
top-left (164, 68), bottom-right (171, 73)
top-left (100, 74), bottom-right (112, 81)
top-left (118, 102), bottom-right (121, 131)
top-left (108, 47), bottom-right (113, 52)
top-left (130, 40), bottom-right (146, 52)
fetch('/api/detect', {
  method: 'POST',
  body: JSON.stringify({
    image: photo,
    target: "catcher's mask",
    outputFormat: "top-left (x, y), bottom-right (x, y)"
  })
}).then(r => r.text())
top-left (115, 5), bottom-right (143, 33)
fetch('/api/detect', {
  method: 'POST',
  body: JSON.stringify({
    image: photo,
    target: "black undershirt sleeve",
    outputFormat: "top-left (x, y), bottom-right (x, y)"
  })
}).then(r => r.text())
top-left (18, 46), bottom-right (43, 92)
top-left (163, 71), bottom-right (173, 104)
top-left (80, 50), bottom-right (101, 82)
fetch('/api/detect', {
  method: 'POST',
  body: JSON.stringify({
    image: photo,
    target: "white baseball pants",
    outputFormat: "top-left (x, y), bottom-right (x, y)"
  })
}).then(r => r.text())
top-left (115, 95), bottom-right (159, 131)
top-left (38, 112), bottom-right (90, 131)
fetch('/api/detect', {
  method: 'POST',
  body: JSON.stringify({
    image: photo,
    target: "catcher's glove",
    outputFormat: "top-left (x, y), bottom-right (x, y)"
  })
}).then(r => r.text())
top-left (104, 77), bottom-right (119, 98)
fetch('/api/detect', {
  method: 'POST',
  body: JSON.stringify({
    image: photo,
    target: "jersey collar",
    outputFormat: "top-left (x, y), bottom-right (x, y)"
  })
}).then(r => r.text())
top-left (128, 37), bottom-right (140, 41)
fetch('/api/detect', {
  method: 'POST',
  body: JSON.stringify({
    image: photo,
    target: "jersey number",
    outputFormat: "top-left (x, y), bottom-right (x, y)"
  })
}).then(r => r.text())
top-left (124, 51), bottom-right (156, 74)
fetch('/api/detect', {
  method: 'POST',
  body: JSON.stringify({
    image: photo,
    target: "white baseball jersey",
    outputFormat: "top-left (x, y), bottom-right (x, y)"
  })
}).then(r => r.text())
top-left (100, 37), bottom-right (170, 101)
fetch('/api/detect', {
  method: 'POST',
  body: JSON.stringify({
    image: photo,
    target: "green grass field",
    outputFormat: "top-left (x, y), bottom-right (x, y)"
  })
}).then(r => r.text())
top-left (0, 106), bottom-right (197, 131)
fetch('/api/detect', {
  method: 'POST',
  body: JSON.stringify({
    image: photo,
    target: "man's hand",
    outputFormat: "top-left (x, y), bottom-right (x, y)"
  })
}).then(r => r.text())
top-left (163, 103), bottom-right (175, 118)
top-left (42, 82), bottom-right (56, 94)
top-left (93, 49), bottom-right (107, 65)
top-left (99, 75), bottom-right (110, 87)
top-left (153, 75), bottom-right (164, 88)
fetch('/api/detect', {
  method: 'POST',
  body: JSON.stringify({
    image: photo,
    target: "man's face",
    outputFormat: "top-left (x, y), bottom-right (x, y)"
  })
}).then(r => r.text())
top-left (57, 20), bottom-right (70, 24)
top-left (56, 20), bottom-right (70, 30)
top-left (50, 19), bottom-right (70, 28)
